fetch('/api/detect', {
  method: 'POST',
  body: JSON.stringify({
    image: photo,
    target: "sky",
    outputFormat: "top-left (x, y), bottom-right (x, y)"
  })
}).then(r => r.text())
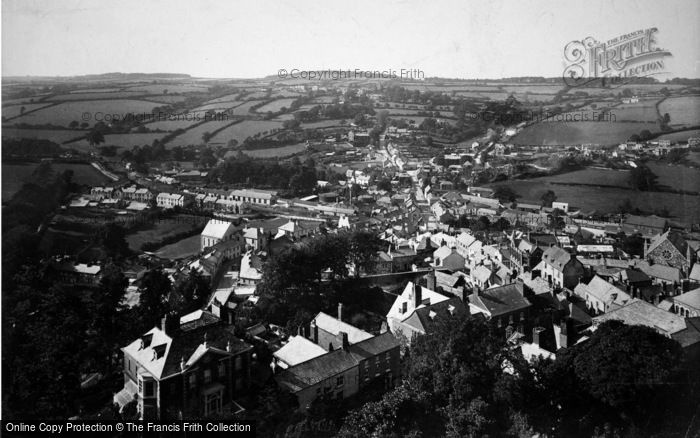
top-left (2, 0), bottom-right (699, 79)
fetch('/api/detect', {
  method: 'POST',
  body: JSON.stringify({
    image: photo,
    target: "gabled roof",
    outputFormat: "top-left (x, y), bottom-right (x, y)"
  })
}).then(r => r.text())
top-left (122, 321), bottom-right (252, 380)
top-left (402, 297), bottom-right (466, 334)
top-left (690, 264), bottom-right (700, 282)
top-left (273, 335), bottom-right (327, 367)
top-left (575, 275), bottom-right (632, 309)
top-left (636, 261), bottom-right (682, 283)
top-left (387, 282), bottom-right (450, 323)
top-left (542, 246), bottom-right (572, 271)
top-left (673, 288), bottom-right (700, 311)
top-left (202, 219), bottom-right (235, 240)
top-left (468, 283), bottom-right (531, 317)
top-left (312, 312), bottom-right (373, 344)
top-left (647, 231), bottom-right (688, 257)
top-left (472, 265), bottom-right (492, 283)
top-left (275, 332), bottom-right (399, 392)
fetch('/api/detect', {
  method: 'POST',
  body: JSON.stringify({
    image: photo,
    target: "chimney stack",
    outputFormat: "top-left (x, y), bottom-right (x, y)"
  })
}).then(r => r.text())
top-left (427, 270), bottom-right (436, 291)
top-left (532, 327), bottom-right (544, 346)
top-left (310, 320), bottom-right (318, 344)
top-left (413, 283), bottom-right (423, 308)
top-left (338, 302), bottom-right (344, 322)
top-left (337, 331), bottom-right (350, 351)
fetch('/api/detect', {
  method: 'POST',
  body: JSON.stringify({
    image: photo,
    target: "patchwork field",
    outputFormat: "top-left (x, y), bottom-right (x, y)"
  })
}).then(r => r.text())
top-left (646, 162), bottom-right (700, 192)
top-left (228, 100), bottom-right (264, 115)
top-left (2, 103), bottom-right (54, 119)
top-left (223, 142), bottom-right (307, 158)
top-left (658, 96), bottom-right (700, 127)
top-left (210, 120), bottom-right (284, 144)
top-left (66, 133), bottom-right (166, 152)
top-left (204, 93), bottom-right (242, 104)
top-left (191, 102), bottom-right (242, 113)
top-left (10, 100), bottom-right (162, 126)
top-left (1, 128), bottom-right (86, 144)
top-left (125, 84), bottom-right (209, 94)
top-left (166, 120), bottom-right (235, 147)
top-left (145, 117), bottom-right (201, 131)
top-left (255, 98), bottom-right (296, 113)
top-left (512, 121), bottom-right (658, 145)
top-left (47, 91), bottom-right (144, 101)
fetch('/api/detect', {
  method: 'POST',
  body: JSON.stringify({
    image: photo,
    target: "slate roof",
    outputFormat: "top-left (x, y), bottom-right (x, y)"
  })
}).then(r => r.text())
top-left (122, 320), bottom-right (252, 380)
top-left (313, 312), bottom-right (373, 344)
top-left (275, 332), bottom-right (399, 393)
top-left (402, 297), bottom-right (466, 333)
top-left (273, 336), bottom-right (327, 367)
top-left (647, 231), bottom-right (688, 256)
top-left (542, 246), bottom-right (572, 270)
top-left (674, 288), bottom-right (700, 311)
top-left (594, 299), bottom-right (686, 337)
top-left (468, 283), bottom-right (531, 317)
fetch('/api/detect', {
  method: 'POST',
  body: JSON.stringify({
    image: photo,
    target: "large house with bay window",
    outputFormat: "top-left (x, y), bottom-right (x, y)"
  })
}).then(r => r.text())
top-left (114, 311), bottom-right (253, 420)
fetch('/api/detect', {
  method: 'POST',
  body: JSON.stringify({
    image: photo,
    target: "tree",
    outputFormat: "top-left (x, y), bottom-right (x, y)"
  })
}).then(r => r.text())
top-left (93, 263), bottom-right (128, 369)
top-left (202, 131), bottom-right (212, 144)
top-left (137, 268), bottom-right (172, 330)
top-left (86, 129), bottom-right (105, 147)
top-left (171, 268), bottom-right (210, 315)
top-left (493, 185), bottom-right (518, 203)
top-left (540, 189), bottom-right (557, 207)
top-left (347, 230), bottom-right (381, 276)
top-left (629, 165), bottom-right (658, 191)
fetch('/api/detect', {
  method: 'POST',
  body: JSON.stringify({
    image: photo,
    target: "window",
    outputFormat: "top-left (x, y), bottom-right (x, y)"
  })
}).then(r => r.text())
top-left (188, 373), bottom-right (196, 390)
top-left (144, 381), bottom-right (155, 398)
top-left (235, 356), bottom-right (243, 371)
top-left (204, 369), bottom-right (212, 384)
top-left (205, 391), bottom-right (222, 416)
top-left (336, 376), bottom-right (344, 386)
top-left (218, 361), bottom-right (226, 378)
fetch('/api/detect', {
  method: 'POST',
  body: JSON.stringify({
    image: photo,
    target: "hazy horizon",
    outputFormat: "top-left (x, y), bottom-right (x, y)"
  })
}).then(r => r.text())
top-left (2, 0), bottom-right (700, 80)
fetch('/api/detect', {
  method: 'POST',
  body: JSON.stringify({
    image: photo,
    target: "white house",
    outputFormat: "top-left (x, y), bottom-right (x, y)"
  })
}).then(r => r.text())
top-left (201, 219), bottom-right (238, 251)
top-left (156, 193), bottom-right (185, 209)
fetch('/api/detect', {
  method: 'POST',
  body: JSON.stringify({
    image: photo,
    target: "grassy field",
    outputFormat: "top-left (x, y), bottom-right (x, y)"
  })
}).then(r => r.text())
top-left (240, 143), bottom-right (307, 158)
top-left (609, 100), bottom-right (660, 122)
top-left (228, 100), bottom-right (264, 115)
top-left (167, 120), bottom-right (234, 147)
top-left (125, 213), bottom-right (206, 252)
top-left (153, 234), bottom-right (201, 260)
top-left (659, 96), bottom-right (700, 127)
top-left (67, 132), bottom-right (166, 152)
top-left (11, 100), bottom-right (162, 126)
top-left (47, 91), bottom-right (144, 101)
top-left (210, 120), bottom-right (284, 144)
top-left (191, 102), bottom-right (241, 113)
top-left (492, 177), bottom-right (700, 223)
top-left (646, 162), bottom-right (700, 192)
top-left (1, 128), bottom-right (86, 144)
top-left (656, 129), bottom-right (700, 142)
top-left (301, 120), bottom-right (346, 129)
top-left (204, 93), bottom-right (242, 104)
top-left (145, 117), bottom-right (201, 131)
top-left (512, 121), bottom-right (658, 145)
top-left (255, 98), bottom-right (296, 113)
top-left (124, 84), bottom-right (209, 94)
top-left (388, 115), bottom-right (457, 126)
top-left (144, 95), bottom-right (188, 104)
top-left (2, 162), bottom-right (110, 199)
top-left (2, 103), bottom-right (53, 119)
top-left (492, 166), bottom-right (700, 222)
